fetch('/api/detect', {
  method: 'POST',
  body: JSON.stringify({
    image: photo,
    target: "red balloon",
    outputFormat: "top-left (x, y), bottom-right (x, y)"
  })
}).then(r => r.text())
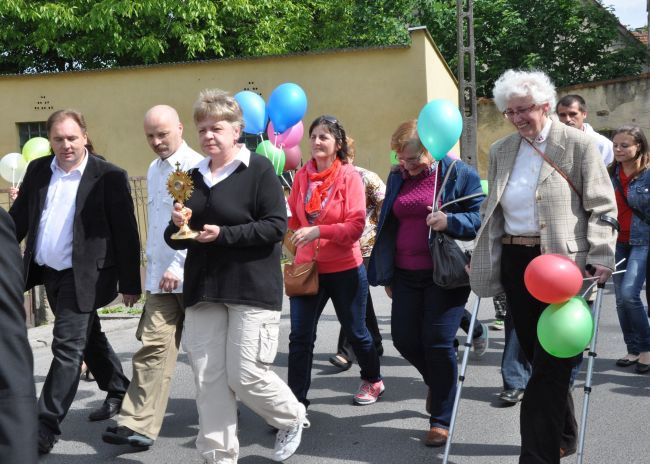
top-left (524, 254), bottom-right (583, 304)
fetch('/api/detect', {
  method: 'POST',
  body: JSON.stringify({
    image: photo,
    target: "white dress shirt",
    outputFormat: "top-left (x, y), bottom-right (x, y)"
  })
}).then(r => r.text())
top-left (196, 144), bottom-right (251, 188)
top-left (501, 119), bottom-right (553, 236)
top-left (35, 152), bottom-right (90, 270)
top-left (583, 123), bottom-right (614, 166)
top-left (145, 142), bottom-right (203, 294)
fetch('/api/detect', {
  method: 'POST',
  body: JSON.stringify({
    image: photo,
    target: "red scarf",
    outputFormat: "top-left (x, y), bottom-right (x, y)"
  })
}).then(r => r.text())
top-left (305, 158), bottom-right (341, 215)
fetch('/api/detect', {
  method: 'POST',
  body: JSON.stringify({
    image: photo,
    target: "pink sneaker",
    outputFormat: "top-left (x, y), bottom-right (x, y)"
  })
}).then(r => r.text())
top-left (353, 379), bottom-right (385, 405)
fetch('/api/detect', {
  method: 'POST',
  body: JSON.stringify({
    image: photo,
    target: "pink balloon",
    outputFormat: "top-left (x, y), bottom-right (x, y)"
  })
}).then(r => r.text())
top-left (447, 151), bottom-right (460, 160)
top-left (284, 145), bottom-right (302, 171)
top-left (267, 120), bottom-right (304, 149)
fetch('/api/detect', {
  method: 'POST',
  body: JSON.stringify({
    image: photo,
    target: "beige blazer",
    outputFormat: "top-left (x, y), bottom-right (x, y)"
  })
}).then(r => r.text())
top-left (470, 121), bottom-right (617, 297)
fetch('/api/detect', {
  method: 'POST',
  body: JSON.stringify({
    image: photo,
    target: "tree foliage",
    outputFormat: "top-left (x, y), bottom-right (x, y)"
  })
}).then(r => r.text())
top-left (0, 0), bottom-right (413, 73)
top-left (417, 0), bottom-right (647, 95)
top-left (0, 0), bottom-right (646, 96)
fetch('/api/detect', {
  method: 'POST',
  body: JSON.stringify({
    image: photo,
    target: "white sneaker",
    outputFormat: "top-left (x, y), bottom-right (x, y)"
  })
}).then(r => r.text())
top-left (273, 404), bottom-right (310, 461)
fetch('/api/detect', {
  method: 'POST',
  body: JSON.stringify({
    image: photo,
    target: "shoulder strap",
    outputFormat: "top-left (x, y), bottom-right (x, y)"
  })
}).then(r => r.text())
top-left (439, 192), bottom-right (486, 211)
top-left (433, 159), bottom-right (459, 212)
top-left (523, 137), bottom-right (582, 200)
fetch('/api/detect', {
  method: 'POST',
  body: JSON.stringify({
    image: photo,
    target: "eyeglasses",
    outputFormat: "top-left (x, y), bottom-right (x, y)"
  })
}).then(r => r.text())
top-left (397, 149), bottom-right (425, 165)
top-left (503, 104), bottom-right (537, 120)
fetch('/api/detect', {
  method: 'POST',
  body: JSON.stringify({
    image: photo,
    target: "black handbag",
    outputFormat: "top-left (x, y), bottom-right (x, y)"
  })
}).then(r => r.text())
top-left (429, 160), bottom-right (483, 289)
top-left (429, 231), bottom-right (472, 289)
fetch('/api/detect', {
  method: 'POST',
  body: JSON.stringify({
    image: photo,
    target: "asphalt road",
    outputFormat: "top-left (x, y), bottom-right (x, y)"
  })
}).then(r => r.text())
top-left (32, 283), bottom-right (650, 464)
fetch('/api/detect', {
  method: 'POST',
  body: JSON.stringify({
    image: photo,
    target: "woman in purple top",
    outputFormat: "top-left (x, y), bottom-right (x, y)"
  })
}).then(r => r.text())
top-left (368, 120), bottom-right (483, 448)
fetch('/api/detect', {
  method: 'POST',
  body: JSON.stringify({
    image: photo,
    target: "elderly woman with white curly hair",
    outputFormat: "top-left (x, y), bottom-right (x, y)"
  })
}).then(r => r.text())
top-left (470, 70), bottom-right (617, 463)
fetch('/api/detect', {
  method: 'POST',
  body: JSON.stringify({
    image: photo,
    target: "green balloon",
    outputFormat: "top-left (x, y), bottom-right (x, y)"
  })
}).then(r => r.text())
top-left (480, 179), bottom-right (488, 194)
top-left (22, 137), bottom-right (51, 162)
top-left (255, 140), bottom-right (285, 175)
top-left (537, 296), bottom-right (594, 358)
top-left (390, 150), bottom-right (399, 165)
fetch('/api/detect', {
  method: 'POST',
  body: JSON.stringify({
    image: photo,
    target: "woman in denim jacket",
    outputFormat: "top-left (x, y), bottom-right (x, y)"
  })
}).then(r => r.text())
top-left (609, 125), bottom-right (650, 374)
top-left (368, 120), bottom-right (483, 447)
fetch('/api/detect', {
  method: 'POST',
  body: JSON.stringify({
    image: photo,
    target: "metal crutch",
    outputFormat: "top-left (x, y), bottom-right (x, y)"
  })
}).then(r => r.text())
top-left (442, 294), bottom-right (481, 464)
top-left (575, 265), bottom-right (606, 464)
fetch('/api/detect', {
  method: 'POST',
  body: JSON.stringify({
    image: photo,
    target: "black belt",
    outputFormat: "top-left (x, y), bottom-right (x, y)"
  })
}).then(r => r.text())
top-left (42, 265), bottom-right (72, 274)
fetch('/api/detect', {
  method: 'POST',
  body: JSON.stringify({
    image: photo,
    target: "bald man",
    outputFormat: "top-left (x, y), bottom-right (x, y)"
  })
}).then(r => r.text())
top-left (103, 105), bottom-right (203, 448)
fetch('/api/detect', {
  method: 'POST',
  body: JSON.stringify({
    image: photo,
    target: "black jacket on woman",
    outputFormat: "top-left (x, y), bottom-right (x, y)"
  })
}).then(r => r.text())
top-left (165, 152), bottom-right (287, 310)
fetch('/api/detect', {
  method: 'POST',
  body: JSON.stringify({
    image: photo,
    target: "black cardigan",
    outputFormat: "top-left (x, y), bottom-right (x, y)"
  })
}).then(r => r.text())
top-left (165, 153), bottom-right (287, 310)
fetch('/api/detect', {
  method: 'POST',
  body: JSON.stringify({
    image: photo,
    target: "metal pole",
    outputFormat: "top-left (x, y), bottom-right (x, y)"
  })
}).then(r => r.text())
top-left (576, 280), bottom-right (605, 463)
top-left (442, 295), bottom-right (481, 464)
top-left (456, 0), bottom-right (478, 168)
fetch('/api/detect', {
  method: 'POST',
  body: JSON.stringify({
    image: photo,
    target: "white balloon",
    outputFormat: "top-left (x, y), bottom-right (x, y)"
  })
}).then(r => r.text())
top-left (0, 152), bottom-right (27, 184)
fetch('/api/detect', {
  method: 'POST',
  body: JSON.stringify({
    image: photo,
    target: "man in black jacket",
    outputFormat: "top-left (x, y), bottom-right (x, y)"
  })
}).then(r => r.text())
top-left (0, 207), bottom-right (38, 463)
top-left (9, 109), bottom-right (142, 454)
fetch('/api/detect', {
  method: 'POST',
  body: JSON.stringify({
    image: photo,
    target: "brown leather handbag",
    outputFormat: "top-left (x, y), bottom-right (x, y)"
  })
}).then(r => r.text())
top-left (283, 240), bottom-right (320, 297)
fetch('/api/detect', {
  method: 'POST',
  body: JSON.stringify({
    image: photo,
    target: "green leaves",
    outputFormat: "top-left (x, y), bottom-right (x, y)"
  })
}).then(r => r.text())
top-left (420, 0), bottom-right (647, 96)
top-left (0, 0), bottom-right (645, 93)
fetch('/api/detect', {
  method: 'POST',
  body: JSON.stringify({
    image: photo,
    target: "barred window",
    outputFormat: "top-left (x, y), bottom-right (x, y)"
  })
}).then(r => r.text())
top-left (18, 121), bottom-right (48, 149)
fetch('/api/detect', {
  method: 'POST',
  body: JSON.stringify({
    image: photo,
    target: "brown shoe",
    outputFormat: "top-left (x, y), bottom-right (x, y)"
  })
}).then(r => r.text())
top-left (425, 427), bottom-right (448, 447)
top-left (560, 446), bottom-right (576, 458)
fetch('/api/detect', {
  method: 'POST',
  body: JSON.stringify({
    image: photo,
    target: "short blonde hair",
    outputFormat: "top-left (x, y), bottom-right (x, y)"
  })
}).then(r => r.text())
top-left (390, 119), bottom-right (424, 154)
top-left (193, 89), bottom-right (244, 130)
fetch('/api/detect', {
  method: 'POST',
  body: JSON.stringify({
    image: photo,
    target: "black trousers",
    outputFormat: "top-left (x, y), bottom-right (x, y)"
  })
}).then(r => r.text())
top-left (500, 245), bottom-right (579, 464)
top-left (337, 258), bottom-right (382, 361)
top-left (39, 268), bottom-right (129, 435)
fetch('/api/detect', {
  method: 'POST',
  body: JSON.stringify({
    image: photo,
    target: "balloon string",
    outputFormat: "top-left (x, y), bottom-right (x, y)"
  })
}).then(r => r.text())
top-left (582, 282), bottom-right (598, 298)
top-left (427, 160), bottom-right (440, 241)
top-left (280, 175), bottom-right (291, 190)
top-left (583, 270), bottom-right (625, 281)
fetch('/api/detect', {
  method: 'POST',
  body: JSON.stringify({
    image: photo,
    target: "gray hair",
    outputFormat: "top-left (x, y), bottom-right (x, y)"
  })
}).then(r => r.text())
top-left (192, 88), bottom-right (244, 130)
top-left (492, 70), bottom-right (557, 113)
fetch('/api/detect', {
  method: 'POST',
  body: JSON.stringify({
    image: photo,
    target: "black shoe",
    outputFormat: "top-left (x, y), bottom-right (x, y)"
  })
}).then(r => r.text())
top-left (89, 398), bottom-right (122, 421)
top-left (616, 356), bottom-right (639, 367)
top-left (635, 362), bottom-right (650, 374)
top-left (329, 354), bottom-right (352, 370)
top-left (102, 426), bottom-right (154, 448)
top-left (38, 428), bottom-right (58, 455)
top-left (499, 388), bottom-right (525, 404)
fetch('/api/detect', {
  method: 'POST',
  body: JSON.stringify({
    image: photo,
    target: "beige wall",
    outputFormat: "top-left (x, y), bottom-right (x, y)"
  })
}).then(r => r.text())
top-left (0, 29), bottom-right (458, 187)
top-left (475, 73), bottom-right (650, 178)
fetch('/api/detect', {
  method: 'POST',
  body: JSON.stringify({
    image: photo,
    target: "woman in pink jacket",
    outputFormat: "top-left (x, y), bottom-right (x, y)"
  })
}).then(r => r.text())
top-left (287, 115), bottom-right (384, 409)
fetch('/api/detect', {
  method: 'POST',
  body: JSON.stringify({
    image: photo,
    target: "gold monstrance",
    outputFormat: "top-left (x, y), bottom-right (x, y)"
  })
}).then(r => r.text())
top-left (167, 162), bottom-right (199, 240)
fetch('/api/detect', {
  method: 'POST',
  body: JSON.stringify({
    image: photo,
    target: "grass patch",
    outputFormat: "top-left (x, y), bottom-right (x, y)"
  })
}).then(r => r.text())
top-left (98, 306), bottom-right (142, 315)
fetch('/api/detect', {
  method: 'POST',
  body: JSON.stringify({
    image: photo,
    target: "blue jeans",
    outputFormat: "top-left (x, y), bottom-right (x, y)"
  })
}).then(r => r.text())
top-left (390, 268), bottom-right (469, 429)
top-left (614, 243), bottom-right (650, 355)
top-left (288, 265), bottom-right (380, 407)
top-left (502, 309), bottom-right (532, 390)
